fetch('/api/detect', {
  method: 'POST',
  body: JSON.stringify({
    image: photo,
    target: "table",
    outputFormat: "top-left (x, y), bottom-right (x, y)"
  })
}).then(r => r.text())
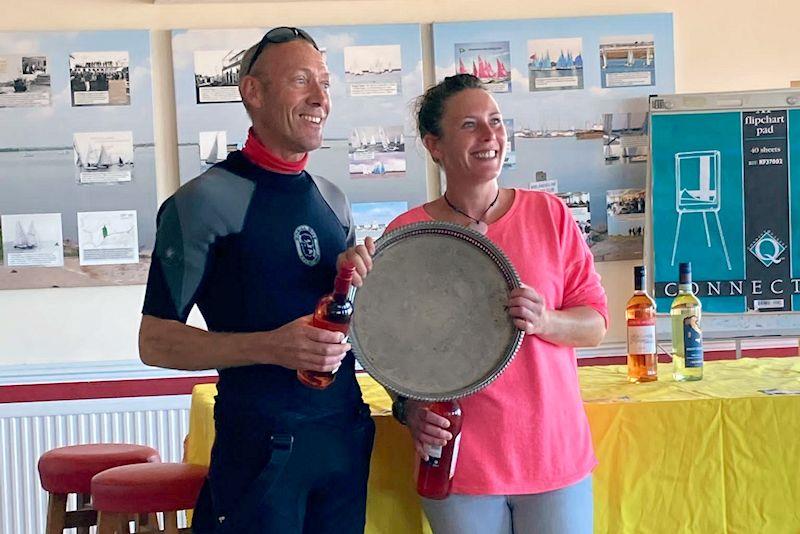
top-left (185, 358), bottom-right (800, 533)
top-left (584, 357), bottom-right (800, 533)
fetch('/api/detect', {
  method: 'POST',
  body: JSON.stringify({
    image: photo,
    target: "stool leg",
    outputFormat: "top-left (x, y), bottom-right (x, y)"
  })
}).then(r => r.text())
top-left (163, 511), bottom-right (179, 534)
top-left (45, 493), bottom-right (67, 534)
top-left (118, 514), bottom-right (132, 533)
top-left (134, 512), bottom-right (159, 533)
top-left (76, 493), bottom-right (91, 534)
top-left (98, 511), bottom-right (124, 534)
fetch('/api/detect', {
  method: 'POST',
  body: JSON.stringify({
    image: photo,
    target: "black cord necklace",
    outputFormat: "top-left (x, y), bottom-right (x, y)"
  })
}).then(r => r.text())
top-left (443, 189), bottom-right (500, 235)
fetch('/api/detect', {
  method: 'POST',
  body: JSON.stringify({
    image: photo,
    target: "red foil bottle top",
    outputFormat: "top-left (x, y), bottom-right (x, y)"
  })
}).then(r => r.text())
top-left (334, 263), bottom-right (355, 296)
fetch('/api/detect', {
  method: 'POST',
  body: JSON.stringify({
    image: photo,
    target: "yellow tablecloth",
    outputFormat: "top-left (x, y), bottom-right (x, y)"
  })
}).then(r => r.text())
top-left (185, 357), bottom-right (800, 533)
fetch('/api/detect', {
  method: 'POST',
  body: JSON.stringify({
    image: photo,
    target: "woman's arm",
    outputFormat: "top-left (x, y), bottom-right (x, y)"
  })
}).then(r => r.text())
top-left (507, 286), bottom-right (607, 347)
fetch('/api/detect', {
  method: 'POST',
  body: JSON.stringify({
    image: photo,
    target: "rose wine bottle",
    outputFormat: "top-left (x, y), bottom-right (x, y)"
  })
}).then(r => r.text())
top-left (417, 400), bottom-right (463, 500)
top-left (626, 265), bottom-right (658, 383)
top-left (297, 263), bottom-right (355, 389)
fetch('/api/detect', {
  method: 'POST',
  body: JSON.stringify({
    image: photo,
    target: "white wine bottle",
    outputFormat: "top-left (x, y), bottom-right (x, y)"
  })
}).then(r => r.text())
top-left (671, 262), bottom-right (703, 381)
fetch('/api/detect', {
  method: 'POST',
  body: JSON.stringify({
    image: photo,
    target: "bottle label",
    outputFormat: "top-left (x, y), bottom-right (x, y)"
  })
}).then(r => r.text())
top-left (627, 320), bottom-right (656, 354)
top-left (424, 444), bottom-right (443, 467)
top-left (449, 433), bottom-right (461, 479)
top-left (683, 315), bottom-right (703, 367)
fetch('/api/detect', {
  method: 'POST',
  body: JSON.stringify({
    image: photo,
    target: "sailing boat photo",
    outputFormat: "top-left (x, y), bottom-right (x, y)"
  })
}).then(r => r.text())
top-left (73, 131), bottom-right (135, 183)
top-left (199, 131), bottom-right (227, 165)
top-left (13, 220), bottom-right (39, 250)
top-left (205, 134), bottom-right (219, 165)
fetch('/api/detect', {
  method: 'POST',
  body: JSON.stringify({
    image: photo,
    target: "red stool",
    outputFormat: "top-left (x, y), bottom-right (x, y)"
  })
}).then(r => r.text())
top-left (38, 443), bottom-right (161, 534)
top-left (92, 463), bottom-right (208, 534)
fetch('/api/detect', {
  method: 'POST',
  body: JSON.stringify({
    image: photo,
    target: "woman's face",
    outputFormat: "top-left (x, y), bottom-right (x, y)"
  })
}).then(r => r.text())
top-left (424, 88), bottom-right (506, 184)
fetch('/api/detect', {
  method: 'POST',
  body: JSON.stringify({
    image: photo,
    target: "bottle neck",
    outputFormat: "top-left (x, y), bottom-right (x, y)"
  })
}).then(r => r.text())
top-left (332, 265), bottom-right (355, 298)
top-left (678, 282), bottom-right (694, 294)
top-left (333, 278), bottom-right (351, 299)
top-left (634, 277), bottom-right (645, 292)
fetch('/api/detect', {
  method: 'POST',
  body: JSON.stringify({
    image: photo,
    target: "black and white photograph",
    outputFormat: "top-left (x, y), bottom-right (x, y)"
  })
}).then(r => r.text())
top-left (1, 212), bottom-right (64, 268)
top-left (344, 44), bottom-right (402, 97)
top-left (73, 131), bottom-right (134, 184)
top-left (556, 191), bottom-right (592, 244)
top-left (69, 51), bottom-right (130, 106)
top-left (0, 54), bottom-right (50, 107)
top-left (194, 49), bottom-right (246, 104)
top-left (199, 130), bottom-right (228, 164)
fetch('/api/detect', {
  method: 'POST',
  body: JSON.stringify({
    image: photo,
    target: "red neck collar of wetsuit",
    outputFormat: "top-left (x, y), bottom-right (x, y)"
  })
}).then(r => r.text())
top-left (241, 128), bottom-right (308, 174)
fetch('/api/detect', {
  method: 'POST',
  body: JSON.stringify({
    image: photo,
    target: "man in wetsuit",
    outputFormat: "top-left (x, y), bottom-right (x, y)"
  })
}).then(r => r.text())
top-left (138, 27), bottom-right (374, 534)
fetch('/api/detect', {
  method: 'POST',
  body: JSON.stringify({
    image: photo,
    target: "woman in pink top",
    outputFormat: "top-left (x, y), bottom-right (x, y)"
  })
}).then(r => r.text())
top-left (341, 74), bottom-right (608, 534)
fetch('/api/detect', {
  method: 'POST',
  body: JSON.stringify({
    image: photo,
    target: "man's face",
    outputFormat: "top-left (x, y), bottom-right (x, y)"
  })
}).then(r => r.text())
top-left (244, 40), bottom-right (330, 161)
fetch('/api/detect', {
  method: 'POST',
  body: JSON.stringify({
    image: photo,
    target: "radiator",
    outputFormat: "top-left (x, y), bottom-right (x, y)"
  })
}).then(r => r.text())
top-left (0, 395), bottom-right (191, 534)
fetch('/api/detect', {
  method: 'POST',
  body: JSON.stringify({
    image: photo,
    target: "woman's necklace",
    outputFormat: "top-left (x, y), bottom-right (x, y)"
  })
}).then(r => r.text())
top-left (443, 189), bottom-right (500, 235)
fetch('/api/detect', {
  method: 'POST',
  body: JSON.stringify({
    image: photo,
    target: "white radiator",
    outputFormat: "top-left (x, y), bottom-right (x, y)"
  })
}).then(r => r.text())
top-left (0, 395), bottom-right (191, 534)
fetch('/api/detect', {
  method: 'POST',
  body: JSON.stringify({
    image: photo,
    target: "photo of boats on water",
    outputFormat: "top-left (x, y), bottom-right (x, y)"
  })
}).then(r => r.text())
top-left (352, 201), bottom-right (408, 245)
top-left (349, 125), bottom-right (406, 177)
top-left (344, 44), bottom-right (402, 97)
top-left (199, 130), bottom-right (228, 164)
top-left (434, 14), bottom-right (674, 261)
top-left (0, 54), bottom-right (50, 108)
top-left (527, 38), bottom-right (584, 92)
top-left (0, 30), bottom-right (156, 290)
top-left (1, 213), bottom-right (64, 268)
top-left (599, 35), bottom-right (655, 88)
top-left (73, 131), bottom-right (134, 184)
top-left (455, 41), bottom-right (512, 93)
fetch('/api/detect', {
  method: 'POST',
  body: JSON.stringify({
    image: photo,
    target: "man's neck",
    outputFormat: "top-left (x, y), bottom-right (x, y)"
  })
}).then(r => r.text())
top-left (242, 127), bottom-right (308, 174)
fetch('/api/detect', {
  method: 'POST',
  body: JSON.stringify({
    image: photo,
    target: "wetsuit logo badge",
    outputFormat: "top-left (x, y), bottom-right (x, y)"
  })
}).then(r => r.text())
top-left (294, 225), bottom-right (320, 266)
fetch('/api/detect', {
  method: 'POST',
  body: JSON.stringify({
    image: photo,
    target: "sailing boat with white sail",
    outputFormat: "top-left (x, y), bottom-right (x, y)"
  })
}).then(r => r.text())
top-left (13, 220), bottom-right (39, 250)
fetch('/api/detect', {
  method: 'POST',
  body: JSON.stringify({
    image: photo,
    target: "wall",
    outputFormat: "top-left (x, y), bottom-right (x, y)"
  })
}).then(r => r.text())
top-left (1, 0), bottom-right (799, 365)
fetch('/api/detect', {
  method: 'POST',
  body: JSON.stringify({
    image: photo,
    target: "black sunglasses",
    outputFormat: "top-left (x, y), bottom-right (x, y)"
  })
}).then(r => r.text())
top-left (244, 27), bottom-right (319, 76)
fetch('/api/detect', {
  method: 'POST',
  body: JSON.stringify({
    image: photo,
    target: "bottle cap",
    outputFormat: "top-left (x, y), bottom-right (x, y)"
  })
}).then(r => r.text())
top-left (679, 262), bottom-right (692, 285)
top-left (634, 266), bottom-right (645, 289)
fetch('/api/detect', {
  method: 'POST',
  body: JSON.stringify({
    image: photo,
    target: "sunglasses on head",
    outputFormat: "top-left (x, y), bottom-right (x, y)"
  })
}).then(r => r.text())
top-left (244, 27), bottom-right (319, 76)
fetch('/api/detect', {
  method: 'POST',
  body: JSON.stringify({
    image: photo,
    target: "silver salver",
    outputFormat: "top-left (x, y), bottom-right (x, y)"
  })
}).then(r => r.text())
top-left (350, 221), bottom-right (525, 401)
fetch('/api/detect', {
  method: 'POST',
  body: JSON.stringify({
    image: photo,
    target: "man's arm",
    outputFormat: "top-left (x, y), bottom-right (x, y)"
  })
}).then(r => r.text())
top-left (138, 314), bottom-right (351, 372)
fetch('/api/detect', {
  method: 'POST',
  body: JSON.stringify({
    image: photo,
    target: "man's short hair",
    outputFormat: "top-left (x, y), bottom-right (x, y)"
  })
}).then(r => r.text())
top-left (238, 26), bottom-right (319, 86)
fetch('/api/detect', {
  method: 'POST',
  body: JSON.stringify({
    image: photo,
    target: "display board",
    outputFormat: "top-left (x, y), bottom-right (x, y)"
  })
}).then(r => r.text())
top-left (433, 13), bottom-right (674, 262)
top-left (171, 24), bottom-right (427, 241)
top-left (648, 89), bottom-right (800, 338)
top-left (0, 30), bottom-right (156, 290)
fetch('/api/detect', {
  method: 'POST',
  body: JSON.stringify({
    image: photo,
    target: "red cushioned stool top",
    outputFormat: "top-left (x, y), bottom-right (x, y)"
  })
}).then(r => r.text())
top-left (91, 463), bottom-right (208, 513)
top-left (38, 443), bottom-right (161, 494)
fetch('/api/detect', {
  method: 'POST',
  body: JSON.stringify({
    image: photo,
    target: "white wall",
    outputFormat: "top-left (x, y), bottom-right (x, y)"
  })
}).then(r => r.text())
top-left (1, 0), bottom-right (799, 365)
